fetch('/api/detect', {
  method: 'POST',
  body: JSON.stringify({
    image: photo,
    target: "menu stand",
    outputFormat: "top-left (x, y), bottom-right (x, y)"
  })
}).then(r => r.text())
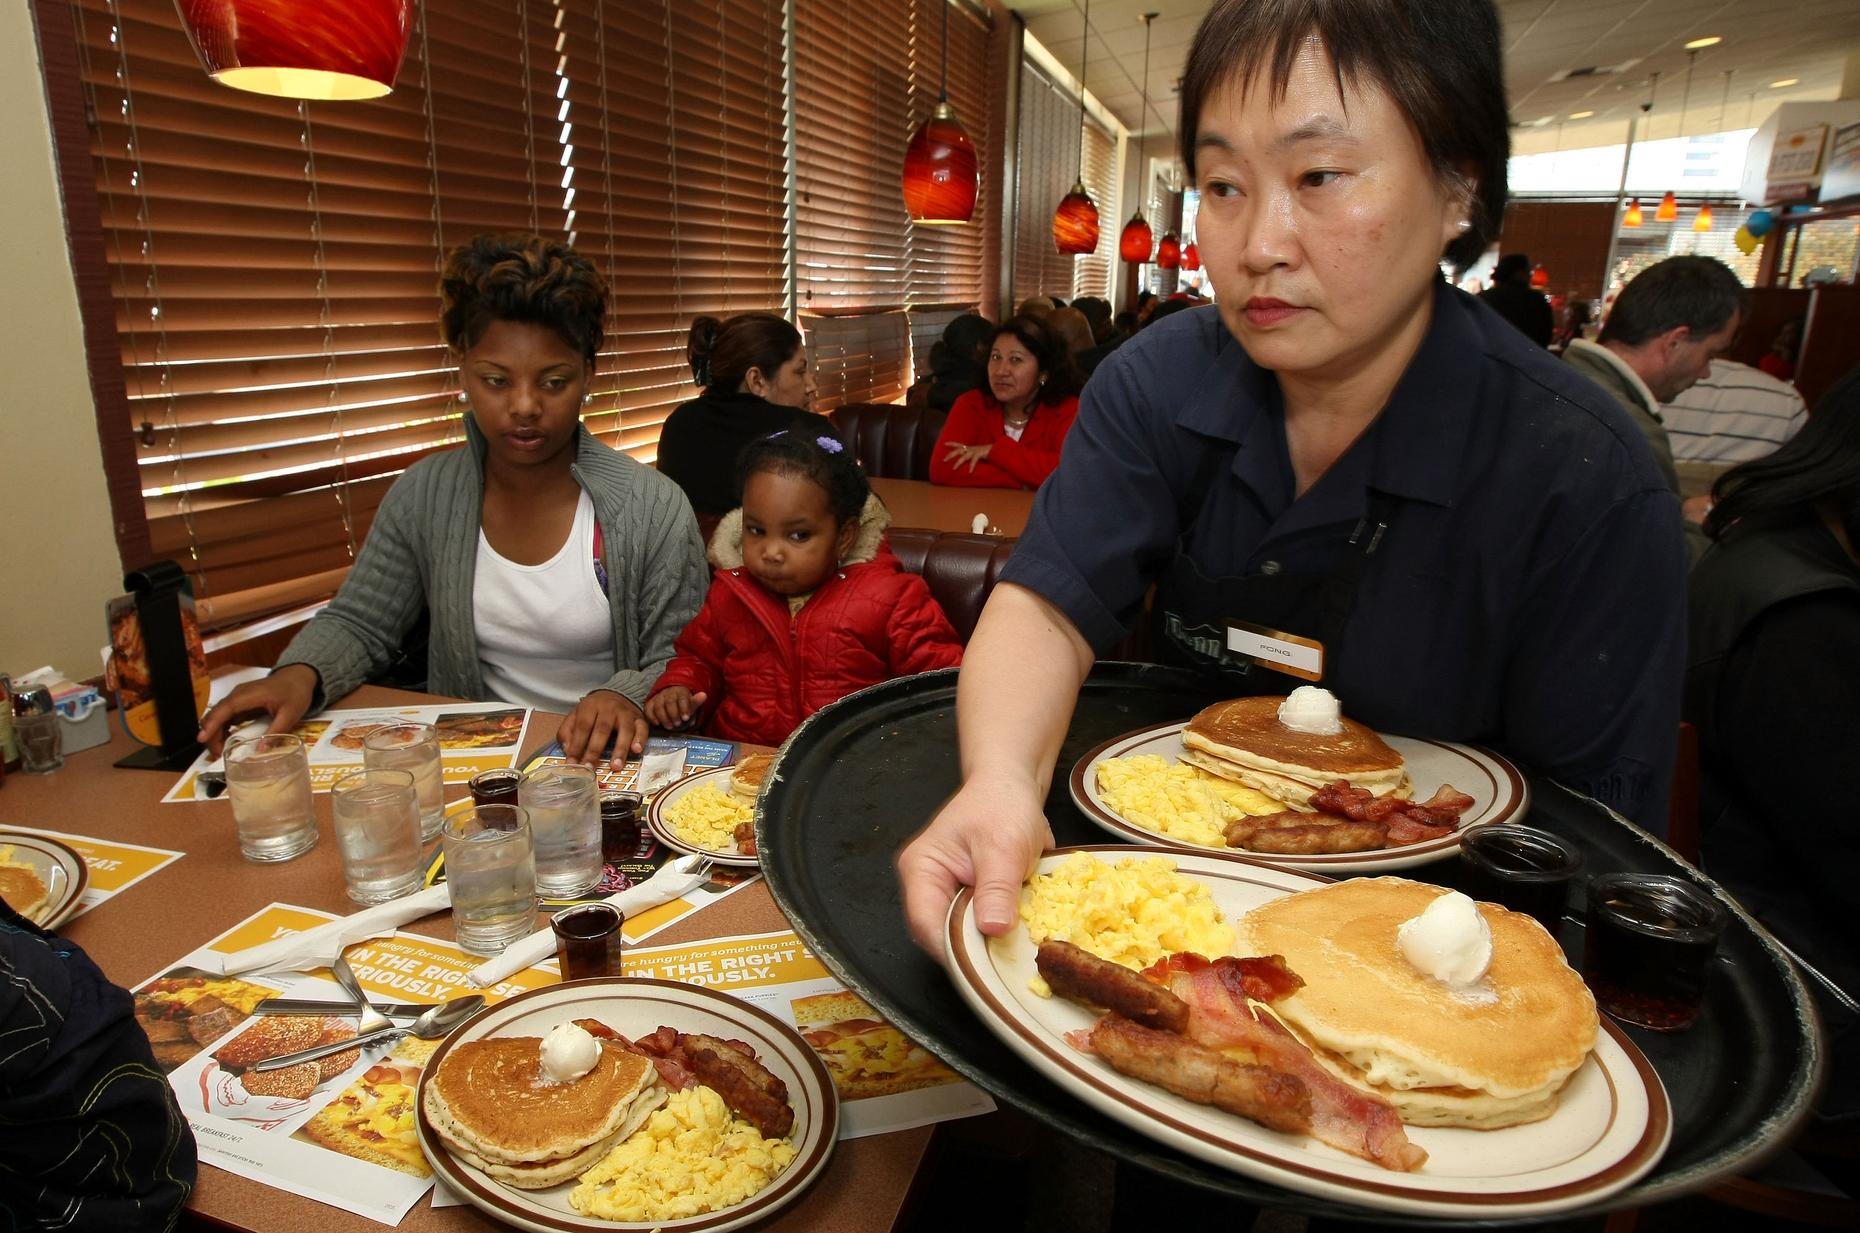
top-left (114, 560), bottom-right (205, 771)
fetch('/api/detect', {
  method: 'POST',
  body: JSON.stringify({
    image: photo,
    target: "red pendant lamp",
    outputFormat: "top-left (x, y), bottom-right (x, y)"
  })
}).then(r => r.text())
top-left (1118, 13), bottom-right (1159, 264)
top-left (1053, 0), bottom-right (1099, 254)
top-left (902, 0), bottom-right (978, 223)
top-left (1692, 203), bottom-right (1715, 232)
top-left (1530, 264), bottom-right (1549, 290)
top-left (1655, 190), bottom-right (1679, 222)
top-left (175, 0), bottom-right (413, 100)
top-left (1623, 197), bottom-right (1644, 228)
top-left (1181, 241), bottom-right (1200, 272)
top-left (1156, 232), bottom-right (1181, 270)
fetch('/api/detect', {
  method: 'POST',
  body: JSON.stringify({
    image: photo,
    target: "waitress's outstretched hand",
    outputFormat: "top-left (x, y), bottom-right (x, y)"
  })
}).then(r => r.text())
top-left (899, 773), bottom-right (1053, 961)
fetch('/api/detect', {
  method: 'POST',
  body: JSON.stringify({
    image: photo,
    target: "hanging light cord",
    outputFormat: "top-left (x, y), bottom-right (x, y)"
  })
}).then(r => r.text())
top-left (939, 0), bottom-right (949, 103)
top-left (1136, 14), bottom-right (1151, 194)
top-left (1076, 0), bottom-right (1090, 180)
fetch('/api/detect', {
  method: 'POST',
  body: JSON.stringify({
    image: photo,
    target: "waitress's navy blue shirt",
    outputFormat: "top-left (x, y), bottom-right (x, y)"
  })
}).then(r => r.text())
top-left (1000, 282), bottom-right (1686, 832)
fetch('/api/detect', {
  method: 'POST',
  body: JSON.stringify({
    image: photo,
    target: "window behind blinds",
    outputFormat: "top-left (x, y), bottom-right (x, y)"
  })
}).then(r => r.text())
top-left (1012, 61), bottom-right (1080, 307)
top-left (60, 0), bottom-right (787, 629)
top-left (1074, 116), bottom-right (1117, 300)
top-left (904, 0), bottom-right (991, 313)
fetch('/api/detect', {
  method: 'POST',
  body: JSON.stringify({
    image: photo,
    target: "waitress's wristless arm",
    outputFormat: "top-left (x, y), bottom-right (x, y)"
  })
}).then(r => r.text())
top-left (898, 583), bottom-right (1093, 957)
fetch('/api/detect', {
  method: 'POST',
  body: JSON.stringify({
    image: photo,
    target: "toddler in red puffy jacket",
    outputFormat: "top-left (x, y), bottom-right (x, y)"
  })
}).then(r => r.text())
top-left (645, 431), bottom-right (964, 747)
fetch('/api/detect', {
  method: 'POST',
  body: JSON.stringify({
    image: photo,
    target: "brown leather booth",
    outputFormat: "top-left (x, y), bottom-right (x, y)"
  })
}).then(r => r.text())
top-left (887, 528), bottom-right (1016, 641)
top-left (829, 402), bottom-right (949, 480)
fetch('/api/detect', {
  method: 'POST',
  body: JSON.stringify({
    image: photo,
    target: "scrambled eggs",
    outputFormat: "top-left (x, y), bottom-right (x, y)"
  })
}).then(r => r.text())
top-left (1019, 852), bottom-right (1234, 996)
top-left (569, 1085), bottom-right (796, 1221)
top-left (1095, 755), bottom-right (1283, 847)
top-left (664, 784), bottom-right (754, 851)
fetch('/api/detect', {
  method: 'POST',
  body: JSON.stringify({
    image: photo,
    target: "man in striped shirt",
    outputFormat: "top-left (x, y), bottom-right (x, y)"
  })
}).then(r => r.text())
top-left (1663, 357), bottom-right (1808, 494)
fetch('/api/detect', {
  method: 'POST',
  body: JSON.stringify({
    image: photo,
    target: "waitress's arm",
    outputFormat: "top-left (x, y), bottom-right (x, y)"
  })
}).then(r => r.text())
top-left (897, 582), bottom-right (1093, 958)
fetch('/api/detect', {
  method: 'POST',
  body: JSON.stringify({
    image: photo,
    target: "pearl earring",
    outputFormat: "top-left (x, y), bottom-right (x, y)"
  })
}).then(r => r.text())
top-left (455, 390), bottom-right (468, 404)
top-left (583, 392), bottom-right (592, 406)
top-left (1456, 219), bottom-right (1472, 232)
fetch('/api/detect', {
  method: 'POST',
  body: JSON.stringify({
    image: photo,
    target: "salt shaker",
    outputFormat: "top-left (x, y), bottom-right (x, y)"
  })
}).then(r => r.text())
top-left (13, 684), bottom-right (64, 775)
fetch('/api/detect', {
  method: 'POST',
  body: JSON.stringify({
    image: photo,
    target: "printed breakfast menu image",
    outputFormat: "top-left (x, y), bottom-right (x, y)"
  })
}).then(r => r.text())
top-left (162, 701), bottom-right (534, 803)
top-left (621, 930), bottom-right (996, 1139)
top-left (137, 904), bottom-right (554, 1225)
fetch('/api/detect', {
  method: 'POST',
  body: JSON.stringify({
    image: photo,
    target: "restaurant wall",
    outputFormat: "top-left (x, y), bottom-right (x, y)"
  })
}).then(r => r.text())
top-left (0, 1), bottom-right (124, 680)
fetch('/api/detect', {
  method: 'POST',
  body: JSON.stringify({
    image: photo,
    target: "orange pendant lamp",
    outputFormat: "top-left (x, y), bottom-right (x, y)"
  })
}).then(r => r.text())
top-left (1623, 197), bottom-right (1644, 228)
top-left (1053, 0), bottom-right (1099, 254)
top-left (1655, 191), bottom-right (1679, 222)
top-left (1118, 13), bottom-right (1159, 264)
top-left (902, 1), bottom-right (978, 223)
top-left (1181, 241), bottom-right (1200, 271)
top-left (176, 0), bottom-right (413, 100)
top-left (1530, 264), bottom-right (1549, 290)
top-left (1693, 203), bottom-right (1715, 232)
top-left (1156, 232), bottom-right (1181, 270)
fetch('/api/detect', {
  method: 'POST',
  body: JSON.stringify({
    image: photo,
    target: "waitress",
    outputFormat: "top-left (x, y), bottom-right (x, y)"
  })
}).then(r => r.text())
top-left (900, 0), bottom-right (1687, 955)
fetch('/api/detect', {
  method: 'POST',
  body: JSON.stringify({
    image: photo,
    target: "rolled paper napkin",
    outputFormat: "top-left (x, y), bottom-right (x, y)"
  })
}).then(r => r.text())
top-left (465, 855), bottom-right (710, 988)
top-left (202, 883), bottom-right (452, 977)
top-left (971, 513), bottom-right (988, 534)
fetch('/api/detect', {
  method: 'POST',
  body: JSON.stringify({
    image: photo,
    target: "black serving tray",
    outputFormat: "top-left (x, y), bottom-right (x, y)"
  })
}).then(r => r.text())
top-left (758, 663), bottom-right (1824, 1225)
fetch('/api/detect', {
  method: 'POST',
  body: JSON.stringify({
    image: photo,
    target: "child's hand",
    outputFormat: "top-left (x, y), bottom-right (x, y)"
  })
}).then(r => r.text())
top-left (645, 687), bottom-right (708, 730)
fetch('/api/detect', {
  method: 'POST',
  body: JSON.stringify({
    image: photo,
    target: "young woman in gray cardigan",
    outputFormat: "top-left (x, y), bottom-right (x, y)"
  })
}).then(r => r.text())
top-left (198, 234), bottom-right (707, 768)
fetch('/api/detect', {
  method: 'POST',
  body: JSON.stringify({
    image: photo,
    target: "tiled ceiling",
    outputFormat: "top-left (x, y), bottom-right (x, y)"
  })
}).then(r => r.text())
top-left (1014, 0), bottom-right (1860, 159)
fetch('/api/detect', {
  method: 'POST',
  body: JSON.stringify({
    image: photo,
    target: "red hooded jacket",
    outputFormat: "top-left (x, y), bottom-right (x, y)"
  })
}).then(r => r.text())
top-left (648, 497), bottom-right (964, 746)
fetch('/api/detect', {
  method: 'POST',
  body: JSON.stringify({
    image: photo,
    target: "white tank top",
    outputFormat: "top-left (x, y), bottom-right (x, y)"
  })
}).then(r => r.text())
top-left (474, 489), bottom-right (616, 712)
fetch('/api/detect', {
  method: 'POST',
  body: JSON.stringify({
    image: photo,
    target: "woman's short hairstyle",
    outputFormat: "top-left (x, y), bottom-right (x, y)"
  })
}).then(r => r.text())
top-left (440, 233), bottom-right (607, 365)
top-left (987, 314), bottom-right (1082, 407)
top-left (736, 430), bottom-right (869, 525)
top-left (687, 313), bottom-right (804, 395)
top-left (1178, 0), bottom-right (1509, 271)
top-left (1707, 363), bottom-right (1860, 545)
top-left (1048, 307), bottom-right (1096, 356)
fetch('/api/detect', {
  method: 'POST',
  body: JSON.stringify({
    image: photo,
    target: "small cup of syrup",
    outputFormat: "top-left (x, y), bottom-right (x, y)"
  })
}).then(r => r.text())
top-left (1583, 873), bottom-right (1725, 1032)
top-left (599, 790), bottom-right (643, 863)
top-left (1457, 823), bottom-right (1584, 934)
top-left (470, 768), bottom-right (522, 807)
top-left (551, 903), bottom-right (625, 980)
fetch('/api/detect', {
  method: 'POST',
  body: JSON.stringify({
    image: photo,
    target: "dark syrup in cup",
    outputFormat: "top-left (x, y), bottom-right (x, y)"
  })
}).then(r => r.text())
top-left (1457, 823), bottom-right (1584, 933)
top-left (552, 903), bottom-right (625, 980)
top-left (1583, 873), bottom-right (1725, 1032)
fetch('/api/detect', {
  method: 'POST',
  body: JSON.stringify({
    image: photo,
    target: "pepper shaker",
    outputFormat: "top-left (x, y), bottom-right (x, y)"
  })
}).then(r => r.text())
top-left (14, 685), bottom-right (64, 775)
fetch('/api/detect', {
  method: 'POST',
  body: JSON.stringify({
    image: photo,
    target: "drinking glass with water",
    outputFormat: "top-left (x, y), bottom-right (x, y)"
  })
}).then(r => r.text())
top-left (518, 763), bottom-right (602, 897)
top-left (363, 722), bottom-right (445, 840)
top-left (224, 732), bottom-right (318, 862)
top-left (442, 803), bottom-right (537, 955)
top-left (331, 768), bottom-right (424, 904)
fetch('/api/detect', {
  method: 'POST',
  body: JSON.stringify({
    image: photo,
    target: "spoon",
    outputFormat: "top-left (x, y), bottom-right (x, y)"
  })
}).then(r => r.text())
top-left (253, 994), bottom-right (485, 1072)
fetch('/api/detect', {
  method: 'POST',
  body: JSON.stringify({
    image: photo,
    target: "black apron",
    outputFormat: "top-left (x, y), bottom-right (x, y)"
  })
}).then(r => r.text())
top-left (1150, 443), bottom-right (1397, 694)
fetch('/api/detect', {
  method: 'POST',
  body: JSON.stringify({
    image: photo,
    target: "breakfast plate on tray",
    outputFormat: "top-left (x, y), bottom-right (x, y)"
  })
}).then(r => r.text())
top-left (416, 978), bottom-right (837, 1232)
top-left (0, 830), bottom-right (90, 929)
top-left (944, 846), bottom-right (1670, 1220)
top-left (644, 767), bottom-right (761, 868)
top-left (1069, 720), bottom-right (1529, 872)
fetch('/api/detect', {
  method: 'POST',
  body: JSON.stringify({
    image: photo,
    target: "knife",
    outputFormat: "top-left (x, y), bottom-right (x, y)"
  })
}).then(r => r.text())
top-left (254, 997), bottom-right (427, 1020)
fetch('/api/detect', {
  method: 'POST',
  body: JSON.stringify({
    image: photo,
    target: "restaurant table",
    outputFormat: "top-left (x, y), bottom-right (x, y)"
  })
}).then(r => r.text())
top-left (0, 684), bottom-right (931, 1233)
top-left (868, 476), bottom-right (1035, 537)
top-left (761, 664), bottom-right (1827, 1226)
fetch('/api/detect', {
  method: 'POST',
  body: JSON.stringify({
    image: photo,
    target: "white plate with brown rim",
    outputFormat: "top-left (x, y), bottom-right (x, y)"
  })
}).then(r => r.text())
top-left (645, 767), bottom-right (760, 868)
top-left (943, 846), bottom-right (1670, 1220)
top-left (415, 978), bottom-right (837, 1232)
top-left (1069, 722), bottom-right (1530, 872)
top-left (0, 830), bottom-right (90, 929)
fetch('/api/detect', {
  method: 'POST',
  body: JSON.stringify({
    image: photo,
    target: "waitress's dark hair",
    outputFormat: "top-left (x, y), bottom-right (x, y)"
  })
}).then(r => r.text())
top-left (688, 313), bottom-right (804, 395)
top-left (1706, 364), bottom-right (1860, 546)
top-left (985, 314), bottom-right (1081, 407)
top-left (1178, 0), bottom-right (1509, 271)
top-left (440, 232), bottom-right (606, 365)
top-left (736, 430), bottom-right (869, 525)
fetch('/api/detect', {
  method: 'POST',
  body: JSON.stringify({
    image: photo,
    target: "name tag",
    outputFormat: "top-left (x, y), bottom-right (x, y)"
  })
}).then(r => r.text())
top-left (1225, 620), bottom-right (1324, 682)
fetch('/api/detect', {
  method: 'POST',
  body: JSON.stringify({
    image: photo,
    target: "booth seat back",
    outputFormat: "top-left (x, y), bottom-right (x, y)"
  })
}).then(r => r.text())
top-left (829, 402), bottom-right (949, 480)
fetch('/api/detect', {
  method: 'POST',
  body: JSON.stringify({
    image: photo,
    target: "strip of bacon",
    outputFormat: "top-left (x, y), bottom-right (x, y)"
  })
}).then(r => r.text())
top-left (1308, 780), bottom-right (1475, 847)
top-left (1141, 952), bottom-right (1305, 1006)
top-left (1151, 960), bottom-right (1428, 1171)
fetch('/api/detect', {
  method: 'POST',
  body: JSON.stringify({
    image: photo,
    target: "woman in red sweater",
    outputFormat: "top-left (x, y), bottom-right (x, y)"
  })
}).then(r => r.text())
top-left (930, 314), bottom-right (1081, 489)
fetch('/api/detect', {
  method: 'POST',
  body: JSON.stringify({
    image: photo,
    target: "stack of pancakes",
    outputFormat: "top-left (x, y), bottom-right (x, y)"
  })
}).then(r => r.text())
top-left (731, 753), bottom-right (774, 802)
top-left (0, 861), bottom-right (50, 921)
top-left (1180, 696), bottom-right (1406, 810)
top-left (423, 1036), bottom-right (665, 1188)
top-left (1239, 878), bottom-right (1597, 1128)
